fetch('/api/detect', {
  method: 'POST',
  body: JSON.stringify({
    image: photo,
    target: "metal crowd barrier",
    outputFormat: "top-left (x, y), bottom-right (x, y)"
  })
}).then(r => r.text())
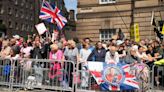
top-left (75, 61), bottom-right (99, 92)
top-left (131, 63), bottom-right (151, 92)
top-left (0, 58), bottom-right (153, 92)
top-left (151, 64), bottom-right (164, 90)
top-left (0, 58), bottom-right (13, 91)
top-left (0, 58), bottom-right (75, 92)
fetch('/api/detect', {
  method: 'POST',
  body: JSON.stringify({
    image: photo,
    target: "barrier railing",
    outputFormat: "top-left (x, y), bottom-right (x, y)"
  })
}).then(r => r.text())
top-left (0, 58), bottom-right (75, 92)
top-left (0, 58), bottom-right (153, 92)
top-left (151, 64), bottom-right (164, 90)
top-left (0, 58), bottom-right (12, 91)
top-left (75, 61), bottom-right (100, 92)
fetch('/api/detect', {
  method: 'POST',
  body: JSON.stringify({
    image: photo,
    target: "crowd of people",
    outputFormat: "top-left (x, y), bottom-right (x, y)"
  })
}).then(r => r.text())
top-left (1, 34), bottom-right (163, 63)
top-left (0, 34), bottom-right (163, 88)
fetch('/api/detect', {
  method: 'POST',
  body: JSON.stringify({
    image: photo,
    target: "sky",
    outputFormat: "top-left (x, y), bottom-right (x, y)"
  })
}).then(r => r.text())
top-left (64, 0), bottom-right (77, 12)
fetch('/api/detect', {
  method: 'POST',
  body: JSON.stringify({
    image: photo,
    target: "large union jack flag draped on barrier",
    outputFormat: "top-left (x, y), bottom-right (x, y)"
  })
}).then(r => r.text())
top-left (88, 62), bottom-right (141, 91)
top-left (39, 1), bottom-right (67, 30)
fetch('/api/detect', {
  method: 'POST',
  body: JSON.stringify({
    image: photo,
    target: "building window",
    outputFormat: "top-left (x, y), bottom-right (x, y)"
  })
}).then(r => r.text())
top-left (31, 25), bottom-right (33, 32)
top-left (26, 15), bottom-right (29, 20)
top-left (0, 20), bottom-right (2, 24)
top-left (21, 11), bottom-right (24, 18)
top-left (26, 25), bottom-right (29, 31)
top-left (21, 24), bottom-right (25, 31)
top-left (0, 31), bottom-right (5, 38)
top-left (21, 14), bottom-right (24, 18)
top-left (8, 21), bottom-right (12, 28)
top-left (15, 0), bottom-right (18, 5)
top-left (15, 22), bottom-right (18, 30)
top-left (0, 5), bottom-right (4, 14)
top-left (2, 21), bottom-right (5, 25)
top-left (99, 0), bottom-right (116, 4)
top-left (30, 14), bottom-right (33, 21)
top-left (15, 9), bottom-right (18, 17)
top-left (100, 29), bottom-right (116, 42)
top-left (31, 17), bottom-right (33, 21)
top-left (21, 0), bottom-right (25, 6)
top-left (8, 8), bottom-right (12, 15)
top-left (0, 9), bottom-right (4, 14)
top-left (30, 4), bottom-right (33, 10)
top-left (31, 27), bottom-right (34, 32)
top-left (26, 4), bottom-right (29, 8)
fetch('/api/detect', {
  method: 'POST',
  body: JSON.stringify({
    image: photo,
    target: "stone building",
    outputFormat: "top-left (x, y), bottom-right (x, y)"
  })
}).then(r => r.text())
top-left (0, 0), bottom-right (41, 37)
top-left (77, 0), bottom-right (164, 43)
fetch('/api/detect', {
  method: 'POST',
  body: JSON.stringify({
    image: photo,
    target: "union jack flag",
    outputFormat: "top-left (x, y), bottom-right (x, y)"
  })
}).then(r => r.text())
top-left (88, 62), bottom-right (140, 91)
top-left (39, 1), bottom-right (67, 30)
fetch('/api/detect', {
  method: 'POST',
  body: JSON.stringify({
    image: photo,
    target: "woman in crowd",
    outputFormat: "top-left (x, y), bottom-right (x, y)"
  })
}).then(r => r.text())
top-left (116, 41), bottom-right (126, 63)
top-left (136, 46), bottom-right (149, 62)
top-left (124, 47), bottom-right (141, 64)
top-left (49, 44), bottom-right (64, 85)
top-left (6, 46), bottom-right (20, 60)
top-left (20, 42), bottom-right (33, 58)
top-left (0, 39), bottom-right (11, 58)
top-left (30, 36), bottom-right (44, 59)
top-left (64, 40), bottom-right (79, 87)
top-left (49, 44), bottom-right (64, 61)
top-left (64, 40), bottom-right (79, 62)
top-left (80, 43), bottom-right (92, 63)
top-left (153, 41), bottom-right (163, 60)
top-left (79, 42), bottom-right (92, 88)
top-left (146, 45), bottom-right (156, 67)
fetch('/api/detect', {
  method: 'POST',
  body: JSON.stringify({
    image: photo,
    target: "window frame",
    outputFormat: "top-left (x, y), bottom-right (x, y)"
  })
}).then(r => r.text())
top-left (99, 29), bottom-right (116, 42)
top-left (15, 22), bottom-right (19, 30)
top-left (8, 21), bottom-right (13, 28)
top-left (0, 5), bottom-right (4, 14)
top-left (8, 8), bottom-right (12, 15)
top-left (99, 0), bottom-right (116, 4)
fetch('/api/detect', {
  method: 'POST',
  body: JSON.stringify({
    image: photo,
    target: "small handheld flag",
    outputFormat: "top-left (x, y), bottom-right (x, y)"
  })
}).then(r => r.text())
top-left (35, 23), bottom-right (47, 35)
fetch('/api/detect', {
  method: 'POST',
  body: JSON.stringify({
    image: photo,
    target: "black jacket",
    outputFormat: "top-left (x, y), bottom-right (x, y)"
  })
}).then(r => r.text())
top-left (87, 48), bottom-right (106, 62)
top-left (31, 47), bottom-right (44, 59)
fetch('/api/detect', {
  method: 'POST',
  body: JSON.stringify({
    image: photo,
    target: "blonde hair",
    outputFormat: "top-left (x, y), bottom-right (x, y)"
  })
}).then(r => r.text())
top-left (50, 44), bottom-right (58, 50)
top-left (67, 40), bottom-right (76, 48)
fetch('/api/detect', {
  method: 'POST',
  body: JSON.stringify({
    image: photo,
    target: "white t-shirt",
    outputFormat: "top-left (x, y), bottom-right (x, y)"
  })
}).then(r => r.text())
top-left (52, 53), bottom-right (57, 60)
top-left (105, 51), bottom-right (119, 64)
top-left (80, 49), bottom-right (92, 62)
top-left (21, 46), bottom-right (33, 56)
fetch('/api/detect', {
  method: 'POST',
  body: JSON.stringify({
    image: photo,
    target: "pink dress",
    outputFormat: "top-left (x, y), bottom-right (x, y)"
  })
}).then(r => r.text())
top-left (49, 50), bottom-right (63, 60)
top-left (48, 50), bottom-right (63, 79)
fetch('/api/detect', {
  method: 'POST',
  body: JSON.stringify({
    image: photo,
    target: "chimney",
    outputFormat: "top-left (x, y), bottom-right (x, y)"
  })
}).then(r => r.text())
top-left (69, 10), bottom-right (75, 21)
